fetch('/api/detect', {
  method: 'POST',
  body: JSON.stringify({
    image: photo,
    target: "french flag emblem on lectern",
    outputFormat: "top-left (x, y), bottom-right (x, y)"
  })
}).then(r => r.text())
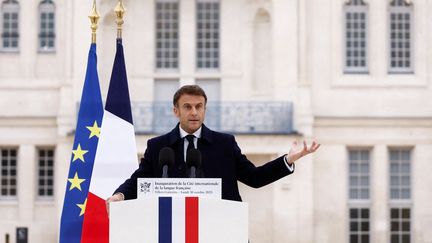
top-left (110, 196), bottom-right (249, 243)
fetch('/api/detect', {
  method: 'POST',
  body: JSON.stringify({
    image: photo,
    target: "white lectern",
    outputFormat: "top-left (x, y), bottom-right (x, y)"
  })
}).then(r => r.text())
top-left (110, 197), bottom-right (248, 243)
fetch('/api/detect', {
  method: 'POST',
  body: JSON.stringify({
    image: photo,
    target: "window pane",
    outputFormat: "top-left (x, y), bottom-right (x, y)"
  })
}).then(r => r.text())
top-left (402, 222), bottom-right (410, 231)
top-left (401, 188), bottom-right (410, 199)
top-left (361, 234), bottom-right (369, 243)
top-left (391, 221), bottom-right (399, 231)
top-left (360, 189), bottom-right (369, 199)
top-left (350, 208), bottom-right (358, 218)
top-left (361, 208), bottom-right (369, 218)
top-left (391, 208), bottom-right (399, 218)
top-left (391, 235), bottom-right (400, 243)
top-left (350, 222), bottom-right (358, 231)
top-left (350, 235), bottom-right (358, 243)
top-left (361, 222), bottom-right (369, 231)
top-left (402, 209), bottom-right (410, 218)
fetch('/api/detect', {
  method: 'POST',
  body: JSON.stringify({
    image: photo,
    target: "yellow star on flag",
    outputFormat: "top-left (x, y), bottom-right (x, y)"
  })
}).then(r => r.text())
top-left (72, 144), bottom-right (88, 162)
top-left (67, 172), bottom-right (86, 191)
top-left (86, 121), bottom-right (101, 139)
top-left (77, 198), bottom-right (87, 216)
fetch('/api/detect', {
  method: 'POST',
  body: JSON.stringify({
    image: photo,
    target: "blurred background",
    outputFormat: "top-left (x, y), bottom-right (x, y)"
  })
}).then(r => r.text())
top-left (0, 0), bottom-right (431, 242)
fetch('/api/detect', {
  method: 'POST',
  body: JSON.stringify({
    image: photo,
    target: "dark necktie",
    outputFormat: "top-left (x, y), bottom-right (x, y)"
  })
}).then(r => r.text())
top-left (185, 135), bottom-right (195, 153)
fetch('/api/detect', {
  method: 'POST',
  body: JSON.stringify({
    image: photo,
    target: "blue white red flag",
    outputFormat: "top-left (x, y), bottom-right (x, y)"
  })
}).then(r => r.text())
top-left (59, 43), bottom-right (103, 243)
top-left (81, 39), bottom-right (138, 243)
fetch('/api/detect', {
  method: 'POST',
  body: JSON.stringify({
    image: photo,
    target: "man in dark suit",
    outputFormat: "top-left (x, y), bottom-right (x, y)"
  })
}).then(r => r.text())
top-left (106, 85), bottom-right (320, 203)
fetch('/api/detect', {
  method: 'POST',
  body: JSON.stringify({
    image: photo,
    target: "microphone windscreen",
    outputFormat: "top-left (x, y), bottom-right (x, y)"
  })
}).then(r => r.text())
top-left (158, 147), bottom-right (175, 167)
top-left (186, 148), bottom-right (202, 168)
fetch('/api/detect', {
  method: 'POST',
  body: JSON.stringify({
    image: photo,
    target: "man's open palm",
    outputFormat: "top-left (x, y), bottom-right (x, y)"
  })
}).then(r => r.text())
top-left (287, 140), bottom-right (320, 164)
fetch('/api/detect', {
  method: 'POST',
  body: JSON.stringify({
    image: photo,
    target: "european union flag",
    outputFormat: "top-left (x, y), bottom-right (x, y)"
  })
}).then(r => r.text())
top-left (59, 43), bottom-right (103, 243)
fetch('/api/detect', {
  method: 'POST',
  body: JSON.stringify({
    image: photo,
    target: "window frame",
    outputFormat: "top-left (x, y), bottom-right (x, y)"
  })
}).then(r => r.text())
top-left (36, 147), bottom-right (55, 200)
top-left (343, 0), bottom-right (369, 74)
top-left (155, 0), bottom-right (180, 72)
top-left (388, 147), bottom-right (413, 243)
top-left (348, 207), bottom-right (371, 243)
top-left (0, 147), bottom-right (18, 200)
top-left (389, 207), bottom-right (412, 243)
top-left (348, 148), bottom-right (371, 202)
top-left (388, 0), bottom-right (414, 74)
top-left (38, 0), bottom-right (55, 53)
top-left (195, 0), bottom-right (220, 71)
top-left (347, 147), bottom-right (372, 243)
top-left (388, 148), bottom-right (412, 201)
top-left (0, 0), bottom-right (20, 53)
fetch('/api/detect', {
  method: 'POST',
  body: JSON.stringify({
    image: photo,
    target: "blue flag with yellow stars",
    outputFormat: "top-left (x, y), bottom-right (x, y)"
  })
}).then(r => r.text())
top-left (59, 43), bottom-right (103, 243)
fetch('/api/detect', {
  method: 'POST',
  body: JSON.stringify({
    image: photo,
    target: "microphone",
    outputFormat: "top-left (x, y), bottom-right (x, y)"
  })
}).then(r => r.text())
top-left (186, 148), bottom-right (202, 178)
top-left (158, 147), bottom-right (175, 178)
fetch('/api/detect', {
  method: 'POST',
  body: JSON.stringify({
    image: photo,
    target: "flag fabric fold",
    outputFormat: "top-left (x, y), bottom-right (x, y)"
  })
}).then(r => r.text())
top-left (60, 43), bottom-right (104, 243)
top-left (81, 39), bottom-right (139, 243)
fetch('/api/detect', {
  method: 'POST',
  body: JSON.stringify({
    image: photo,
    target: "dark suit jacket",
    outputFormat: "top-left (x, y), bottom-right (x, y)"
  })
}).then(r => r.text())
top-left (114, 124), bottom-right (293, 201)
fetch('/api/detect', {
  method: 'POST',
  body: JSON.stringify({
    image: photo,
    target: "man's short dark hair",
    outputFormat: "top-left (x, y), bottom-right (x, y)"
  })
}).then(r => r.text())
top-left (173, 85), bottom-right (208, 107)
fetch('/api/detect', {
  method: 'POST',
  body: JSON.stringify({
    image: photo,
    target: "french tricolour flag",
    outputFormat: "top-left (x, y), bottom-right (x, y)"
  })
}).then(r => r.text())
top-left (110, 197), bottom-right (249, 243)
top-left (81, 39), bottom-right (138, 243)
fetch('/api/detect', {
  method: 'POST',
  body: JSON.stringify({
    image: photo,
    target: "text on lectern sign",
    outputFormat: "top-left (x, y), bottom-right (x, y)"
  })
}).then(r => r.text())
top-left (137, 178), bottom-right (221, 199)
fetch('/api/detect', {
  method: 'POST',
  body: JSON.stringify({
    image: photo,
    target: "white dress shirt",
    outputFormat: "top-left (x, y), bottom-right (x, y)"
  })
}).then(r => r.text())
top-left (179, 126), bottom-right (201, 162)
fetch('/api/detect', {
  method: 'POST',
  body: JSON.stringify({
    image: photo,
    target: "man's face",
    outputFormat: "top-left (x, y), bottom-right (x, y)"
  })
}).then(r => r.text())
top-left (174, 94), bottom-right (206, 134)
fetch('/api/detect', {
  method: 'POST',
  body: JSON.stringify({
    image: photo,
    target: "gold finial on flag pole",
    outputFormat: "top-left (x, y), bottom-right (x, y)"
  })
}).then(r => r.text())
top-left (114, 0), bottom-right (126, 39)
top-left (89, 0), bottom-right (100, 43)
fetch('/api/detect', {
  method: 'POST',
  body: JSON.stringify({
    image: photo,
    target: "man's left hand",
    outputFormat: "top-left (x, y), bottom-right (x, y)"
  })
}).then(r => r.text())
top-left (286, 140), bottom-right (320, 165)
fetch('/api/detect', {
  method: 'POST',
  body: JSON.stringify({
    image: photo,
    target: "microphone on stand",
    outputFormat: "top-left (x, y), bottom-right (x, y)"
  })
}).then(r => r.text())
top-left (186, 148), bottom-right (202, 178)
top-left (158, 147), bottom-right (175, 178)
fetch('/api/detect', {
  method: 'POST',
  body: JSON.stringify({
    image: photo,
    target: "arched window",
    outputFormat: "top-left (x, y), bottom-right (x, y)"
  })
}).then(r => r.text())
top-left (389, 0), bottom-right (413, 73)
top-left (38, 0), bottom-right (55, 52)
top-left (1, 0), bottom-right (19, 52)
top-left (344, 0), bottom-right (368, 74)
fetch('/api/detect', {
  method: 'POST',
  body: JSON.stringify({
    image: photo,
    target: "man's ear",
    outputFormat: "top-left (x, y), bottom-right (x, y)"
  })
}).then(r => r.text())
top-left (173, 106), bottom-right (180, 118)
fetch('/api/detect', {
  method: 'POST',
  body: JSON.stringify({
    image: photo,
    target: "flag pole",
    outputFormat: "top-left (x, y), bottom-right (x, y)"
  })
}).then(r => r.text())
top-left (114, 0), bottom-right (126, 39)
top-left (89, 0), bottom-right (100, 43)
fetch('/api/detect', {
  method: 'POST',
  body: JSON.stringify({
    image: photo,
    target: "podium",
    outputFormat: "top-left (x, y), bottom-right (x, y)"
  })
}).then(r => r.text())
top-left (110, 196), bottom-right (248, 243)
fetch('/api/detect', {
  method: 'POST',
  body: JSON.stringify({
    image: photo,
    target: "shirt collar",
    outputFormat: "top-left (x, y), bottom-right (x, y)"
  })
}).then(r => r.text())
top-left (179, 126), bottom-right (202, 139)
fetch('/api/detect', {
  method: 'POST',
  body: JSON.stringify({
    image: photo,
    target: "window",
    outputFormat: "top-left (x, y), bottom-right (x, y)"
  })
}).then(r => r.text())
top-left (389, 148), bottom-right (412, 243)
top-left (348, 149), bottom-right (370, 243)
top-left (389, 149), bottom-right (411, 200)
top-left (1, 0), bottom-right (20, 52)
top-left (390, 208), bottom-right (411, 243)
top-left (0, 148), bottom-right (17, 199)
top-left (155, 0), bottom-right (179, 70)
top-left (349, 149), bottom-right (370, 200)
top-left (38, 0), bottom-right (55, 52)
top-left (196, 0), bottom-right (219, 70)
top-left (344, 0), bottom-right (368, 73)
top-left (349, 208), bottom-right (370, 243)
top-left (37, 148), bottom-right (54, 198)
top-left (389, 0), bottom-right (413, 73)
